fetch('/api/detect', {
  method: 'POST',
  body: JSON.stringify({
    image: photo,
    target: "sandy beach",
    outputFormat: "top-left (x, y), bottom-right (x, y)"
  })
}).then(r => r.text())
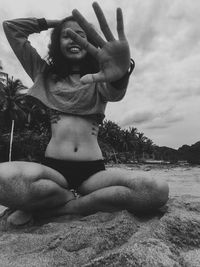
top-left (0, 164), bottom-right (199, 266)
top-left (117, 164), bottom-right (200, 198)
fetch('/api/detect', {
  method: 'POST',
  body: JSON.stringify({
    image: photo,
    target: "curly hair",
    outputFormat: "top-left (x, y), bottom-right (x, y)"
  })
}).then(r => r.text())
top-left (46, 16), bottom-right (99, 79)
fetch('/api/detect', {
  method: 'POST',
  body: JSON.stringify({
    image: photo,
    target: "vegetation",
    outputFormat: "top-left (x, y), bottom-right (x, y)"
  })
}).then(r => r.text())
top-left (98, 120), bottom-right (154, 163)
top-left (178, 142), bottom-right (200, 165)
top-left (0, 71), bottom-right (50, 162)
top-left (0, 70), bottom-right (199, 165)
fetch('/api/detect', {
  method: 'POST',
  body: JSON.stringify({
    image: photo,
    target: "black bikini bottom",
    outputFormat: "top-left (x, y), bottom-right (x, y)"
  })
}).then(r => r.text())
top-left (41, 157), bottom-right (105, 190)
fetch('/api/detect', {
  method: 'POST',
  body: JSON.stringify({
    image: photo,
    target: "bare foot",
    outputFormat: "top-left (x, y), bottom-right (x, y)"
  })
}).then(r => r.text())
top-left (7, 210), bottom-right (33, 226)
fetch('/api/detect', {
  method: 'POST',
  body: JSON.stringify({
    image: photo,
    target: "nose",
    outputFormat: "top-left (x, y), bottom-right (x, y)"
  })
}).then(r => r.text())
top-left (68, 38), bottom-right (77, 45)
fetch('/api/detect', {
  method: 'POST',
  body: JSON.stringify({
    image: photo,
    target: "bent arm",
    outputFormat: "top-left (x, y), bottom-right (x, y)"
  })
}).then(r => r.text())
top-left (2, 18), bottom-right (53, 81)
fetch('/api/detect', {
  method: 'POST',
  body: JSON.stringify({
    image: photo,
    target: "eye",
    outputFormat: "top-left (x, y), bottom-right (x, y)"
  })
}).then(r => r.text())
top-left (60, 35), bottom-right (67, 40)
top-left (80, 34), bottom-right (86, 38)
top-left (62, 34), bottom-right (69, 39)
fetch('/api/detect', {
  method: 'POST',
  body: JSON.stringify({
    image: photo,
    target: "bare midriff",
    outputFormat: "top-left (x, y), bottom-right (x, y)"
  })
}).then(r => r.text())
top-left (45, 114), bottom-right (103, 161)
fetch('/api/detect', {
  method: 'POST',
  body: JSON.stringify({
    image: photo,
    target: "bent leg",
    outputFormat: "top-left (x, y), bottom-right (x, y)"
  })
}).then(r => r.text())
top-left (62, 168), bottom-right (169, 215)
top-left (0, 161), bottom-right (74, 212)
top-left (34, 185), bottom-right (132, 218)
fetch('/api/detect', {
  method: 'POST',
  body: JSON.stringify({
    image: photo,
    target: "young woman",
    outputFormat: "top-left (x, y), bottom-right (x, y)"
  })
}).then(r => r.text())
top-left (1, 2), bottom-right (169, 225)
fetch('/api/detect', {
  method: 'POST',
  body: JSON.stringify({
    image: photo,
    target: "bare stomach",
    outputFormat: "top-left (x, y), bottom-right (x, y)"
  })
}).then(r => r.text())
top-left (45, 114), bottom-right (103, 161)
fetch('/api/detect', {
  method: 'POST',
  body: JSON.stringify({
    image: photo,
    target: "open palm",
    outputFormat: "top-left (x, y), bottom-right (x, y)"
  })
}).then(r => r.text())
top-left (67, 2), bottom-right (131, 84)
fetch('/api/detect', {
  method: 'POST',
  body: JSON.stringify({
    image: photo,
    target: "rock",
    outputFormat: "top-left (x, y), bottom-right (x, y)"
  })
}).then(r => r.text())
top-left (0, 195), bottom-right (200, 266)
top-left (144, 166), bottom-right (151, 171)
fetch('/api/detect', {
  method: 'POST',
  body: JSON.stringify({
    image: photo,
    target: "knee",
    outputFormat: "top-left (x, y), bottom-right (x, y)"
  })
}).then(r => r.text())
top-left (0, 162), bottom-right (21, 183)
top-left (145, 177), bottom-right (169, 209)
top-left (30, 179), bottom-right (59, 199)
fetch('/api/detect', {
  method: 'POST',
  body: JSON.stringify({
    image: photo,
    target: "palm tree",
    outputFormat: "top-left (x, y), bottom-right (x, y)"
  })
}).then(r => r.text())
top-left (25, 99), bottom-right (49, 132)
top-left (0, 76), bottom-right (28, 161)
top-left (127, 127), bottom-right (138, 161)
top-left (98, 120), bottom-right (122, 162)
top-left (136, 132), bottom-right (147, 161)
top-left (143, 138), bottom-right (154, 156)
top-left (0, 60), bottom-right (3, 71)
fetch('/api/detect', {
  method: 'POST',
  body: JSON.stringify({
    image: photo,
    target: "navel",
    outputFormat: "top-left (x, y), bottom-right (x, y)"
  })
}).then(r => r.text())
top-left (74, 147), bottom-right (78, 152)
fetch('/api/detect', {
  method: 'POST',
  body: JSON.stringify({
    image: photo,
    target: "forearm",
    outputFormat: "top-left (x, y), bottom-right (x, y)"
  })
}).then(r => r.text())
top-left (2, 18), bottom-right (49, 80)
top-left (45, 19), bottom-right (61, 28)
top-left (3, 18), bottom-right (46, 37)
top-left (110, 59), bottom-right (135, 90)
top-left (99, 59), bottom-right (135, 102)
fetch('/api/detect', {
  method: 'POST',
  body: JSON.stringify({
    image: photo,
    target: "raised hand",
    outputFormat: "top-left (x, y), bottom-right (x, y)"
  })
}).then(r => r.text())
top-left (66, 2), bottom-right (131, 84)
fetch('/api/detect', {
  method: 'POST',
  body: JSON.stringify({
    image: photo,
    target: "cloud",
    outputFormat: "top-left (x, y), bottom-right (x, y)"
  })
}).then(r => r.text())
top-left (126, 0), bottom-right (200, 103)
top-left (119, 110), bottom-right (155, 126)
top-left (145, 123), bottom-right (169, 130)
top-left (145, 114), bottom-right (184, 130)
top-left (119, 105), bottom-right (184, 131)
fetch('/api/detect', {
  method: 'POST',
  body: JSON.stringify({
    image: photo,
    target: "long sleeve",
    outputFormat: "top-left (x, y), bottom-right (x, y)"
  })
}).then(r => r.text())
top-left (98, 71), bottom-right (130, 102)
top-left (98, 80), bottom-right (128, 102)
top-left (3, 18), bottom-right (48, 81)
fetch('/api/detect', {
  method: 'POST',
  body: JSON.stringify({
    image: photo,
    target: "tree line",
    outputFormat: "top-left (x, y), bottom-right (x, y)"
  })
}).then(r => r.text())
top-left (153, 143), bottom-right (200, 165)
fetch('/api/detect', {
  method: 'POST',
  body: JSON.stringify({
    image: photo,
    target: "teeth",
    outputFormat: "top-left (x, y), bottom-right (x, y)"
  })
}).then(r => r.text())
top-left (70, 47), bottom-right (80, 52)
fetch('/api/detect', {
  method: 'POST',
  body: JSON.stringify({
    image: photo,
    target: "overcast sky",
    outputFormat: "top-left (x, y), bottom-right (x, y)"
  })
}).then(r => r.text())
top-left (0, 0), bottom-right (200, 149)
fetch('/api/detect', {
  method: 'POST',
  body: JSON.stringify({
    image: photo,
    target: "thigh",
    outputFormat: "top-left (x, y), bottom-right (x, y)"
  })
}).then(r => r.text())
top-left (0, 161), bottom-right (68, 188)
top-left (0, 161), bottom-right (69, 209)
top-left (78, 167), bottom-right (150, 195)
top-left (78, 168), bottom-right (169, 213)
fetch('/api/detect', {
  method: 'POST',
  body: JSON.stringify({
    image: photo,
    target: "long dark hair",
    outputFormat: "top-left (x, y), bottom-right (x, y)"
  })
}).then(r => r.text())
top-left (46, 16), bottom-right (99, 79)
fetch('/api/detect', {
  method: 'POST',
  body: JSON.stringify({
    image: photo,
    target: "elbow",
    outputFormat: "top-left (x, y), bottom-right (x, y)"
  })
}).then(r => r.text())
top-left (2, 20), bottom-right (7, 29)
top-left (2, 20), bottom-right (15, 31)
top-left (2, 20), bottom-right (10, 33)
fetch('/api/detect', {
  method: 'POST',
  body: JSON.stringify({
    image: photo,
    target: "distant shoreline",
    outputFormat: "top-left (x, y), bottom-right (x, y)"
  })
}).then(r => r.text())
top-left (106, 162), bottom-right (200, 170)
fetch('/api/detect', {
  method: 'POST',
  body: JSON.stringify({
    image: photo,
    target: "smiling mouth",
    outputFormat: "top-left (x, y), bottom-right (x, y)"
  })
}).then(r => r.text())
top-left (69, 47), bottom-right (81, 53)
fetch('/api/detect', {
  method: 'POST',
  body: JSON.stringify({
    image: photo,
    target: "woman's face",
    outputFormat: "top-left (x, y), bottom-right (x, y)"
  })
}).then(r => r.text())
top-left (60, 20), bottom-right (87, 62)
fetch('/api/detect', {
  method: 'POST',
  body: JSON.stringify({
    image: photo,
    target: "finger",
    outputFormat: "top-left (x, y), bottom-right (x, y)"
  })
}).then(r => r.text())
top-left (66, 29), bottom-right (99, 58)
top-left (92, 2), bottom-right (115, 42)
top-left (80, 71), bottom-right (106, 84)
top-left (72, 9), bottom-right (106, 48)
top-left (117, 8), bottom-right (126, 40)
